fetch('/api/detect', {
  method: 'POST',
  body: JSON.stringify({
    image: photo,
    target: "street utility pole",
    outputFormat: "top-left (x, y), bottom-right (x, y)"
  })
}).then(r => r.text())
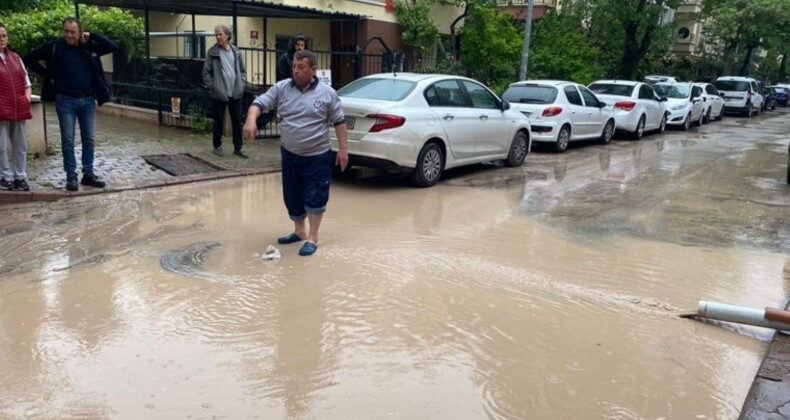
top-left (518, 0), bottom-right (534, 81)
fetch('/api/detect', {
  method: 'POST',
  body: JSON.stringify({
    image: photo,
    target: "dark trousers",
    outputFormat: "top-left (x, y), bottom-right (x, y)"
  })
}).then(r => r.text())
top-left (212, 98), bottom-right (243, 151)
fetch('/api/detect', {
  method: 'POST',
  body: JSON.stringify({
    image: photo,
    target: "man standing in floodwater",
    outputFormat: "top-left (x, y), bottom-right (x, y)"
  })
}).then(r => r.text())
top-left (242, 50), bottom-right (348, 257)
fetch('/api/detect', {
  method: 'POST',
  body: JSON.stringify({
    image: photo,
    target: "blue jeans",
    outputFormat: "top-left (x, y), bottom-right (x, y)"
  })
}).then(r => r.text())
top-left (281, 147), bottom-right (331, 220)
top-left (55, 95), bottom-right (97, 178)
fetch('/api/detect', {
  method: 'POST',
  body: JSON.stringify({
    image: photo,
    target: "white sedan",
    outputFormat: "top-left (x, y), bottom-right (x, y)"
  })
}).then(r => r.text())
top-left (652, 83), bottom-right (704, 130)
top-left (694, 82), bottom-right (725, 123)
top-left (501, 80), bottom-right (615, 153)
top-left (588, 80), bottom-right (668, 139)
top-left (329, 73), bottom-right (532, 187)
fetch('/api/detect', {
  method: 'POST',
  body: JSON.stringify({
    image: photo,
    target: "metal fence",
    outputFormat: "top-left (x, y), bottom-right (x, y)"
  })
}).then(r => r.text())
top-left (109, 33), bottom-right (400, 138)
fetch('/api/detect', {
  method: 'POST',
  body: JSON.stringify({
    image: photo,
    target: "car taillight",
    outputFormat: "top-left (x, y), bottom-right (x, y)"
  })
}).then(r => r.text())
top-left (614, 100), bottom-right (636, 111)
top-left (542, 106), bottom-right (563, 117)
top-left (367, 114), bottom-right (406, 132)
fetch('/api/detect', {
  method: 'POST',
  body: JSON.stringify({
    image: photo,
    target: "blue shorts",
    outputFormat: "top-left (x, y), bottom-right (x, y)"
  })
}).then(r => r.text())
top-left (280, 147), bottom-right (331, 220)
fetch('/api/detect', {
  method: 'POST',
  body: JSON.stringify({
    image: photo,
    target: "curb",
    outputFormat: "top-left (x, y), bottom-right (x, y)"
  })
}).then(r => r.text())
top-left (739, 300), bottom-right (790, 419)
top-left (0, 168), bottom-right (279, 205)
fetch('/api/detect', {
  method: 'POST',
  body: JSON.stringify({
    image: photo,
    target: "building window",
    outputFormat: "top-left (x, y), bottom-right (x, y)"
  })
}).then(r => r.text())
top-left (678, 27), bottom-right (690, 39)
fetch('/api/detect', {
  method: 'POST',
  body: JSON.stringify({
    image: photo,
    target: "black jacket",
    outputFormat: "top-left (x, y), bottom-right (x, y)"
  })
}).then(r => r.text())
top-left (276, 32), bottom-right (307, 82)
top-left (23, 33), bottom-right (118, 105)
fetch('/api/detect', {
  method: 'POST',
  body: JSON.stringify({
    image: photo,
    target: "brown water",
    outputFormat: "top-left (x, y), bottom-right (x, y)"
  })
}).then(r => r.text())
top-left (1, 113), bottom-right (789, 419)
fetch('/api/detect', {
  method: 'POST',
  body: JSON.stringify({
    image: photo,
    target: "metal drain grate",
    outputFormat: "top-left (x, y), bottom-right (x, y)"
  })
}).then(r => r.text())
top-left (143, 154), bottom-right (224, 176)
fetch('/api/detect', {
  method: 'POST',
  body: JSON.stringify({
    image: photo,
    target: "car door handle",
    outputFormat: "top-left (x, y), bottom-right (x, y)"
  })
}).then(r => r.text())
top-left (443, 114), bottom-right (454, 120)
top-left (479, 115), bottom-right (488, 120)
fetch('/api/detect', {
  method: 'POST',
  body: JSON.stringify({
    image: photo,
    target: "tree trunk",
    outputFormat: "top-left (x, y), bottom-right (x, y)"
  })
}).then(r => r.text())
top-left (738, 43), bottom-right (755, 76)
top-left (619, 23), bottom-right (640, 79)
top-left (779, 51), bottom-right (787, 82)
top-left (449, 4), bottom-right (469, 60)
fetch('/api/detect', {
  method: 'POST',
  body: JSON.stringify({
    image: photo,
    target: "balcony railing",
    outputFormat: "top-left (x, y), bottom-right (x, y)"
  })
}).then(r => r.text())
top-left (495, 0), bottom-right (558, 7)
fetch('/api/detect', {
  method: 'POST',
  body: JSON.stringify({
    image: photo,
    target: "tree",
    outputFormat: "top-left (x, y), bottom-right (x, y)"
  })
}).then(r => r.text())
top-left (528, 10), bottom-right (603, 84)
top-left (394, 0), bottom-right (439, 63)
top-left (585, 0), bottom-right (681, 80)
top-left (702, 0), bottom-right (790, 77)
top-left (1, 0), bottom-right (144, 57)
top-left (459, 4), bottom-right (522, 93)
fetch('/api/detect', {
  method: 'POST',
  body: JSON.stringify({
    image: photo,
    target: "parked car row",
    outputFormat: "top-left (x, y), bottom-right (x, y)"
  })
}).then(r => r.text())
top-left (330, 73), bottom-right (531, 187)
top-left (328, 72), bottom-right (780, 188)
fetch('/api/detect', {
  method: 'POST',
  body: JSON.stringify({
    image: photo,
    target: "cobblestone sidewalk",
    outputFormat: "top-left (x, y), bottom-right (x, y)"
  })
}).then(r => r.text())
top-left (1, 108), bottom-right (282, 204)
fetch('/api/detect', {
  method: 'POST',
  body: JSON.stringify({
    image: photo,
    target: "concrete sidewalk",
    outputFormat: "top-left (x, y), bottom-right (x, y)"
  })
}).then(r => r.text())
top-left (0, 108), bottom-right (283, 204)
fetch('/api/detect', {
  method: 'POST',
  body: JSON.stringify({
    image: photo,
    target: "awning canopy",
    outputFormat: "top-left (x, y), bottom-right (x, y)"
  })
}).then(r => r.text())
top-left (79, 0), bottom-right (367, 20)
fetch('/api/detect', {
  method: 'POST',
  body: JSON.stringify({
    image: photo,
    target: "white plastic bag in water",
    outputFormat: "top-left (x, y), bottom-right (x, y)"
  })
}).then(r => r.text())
top-left (261, 244), bottom-right (281, 260)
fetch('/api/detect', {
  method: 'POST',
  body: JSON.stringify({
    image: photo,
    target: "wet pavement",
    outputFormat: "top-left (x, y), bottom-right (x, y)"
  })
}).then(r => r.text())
top-left (0, 107), bottom-right (789, 419)
top-left (0, 106), bottom-right (283, 204)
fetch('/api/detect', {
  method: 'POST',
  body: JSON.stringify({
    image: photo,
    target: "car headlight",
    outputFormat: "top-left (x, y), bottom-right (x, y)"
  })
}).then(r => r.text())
top-left (670, 104), bottom-right (687, 111)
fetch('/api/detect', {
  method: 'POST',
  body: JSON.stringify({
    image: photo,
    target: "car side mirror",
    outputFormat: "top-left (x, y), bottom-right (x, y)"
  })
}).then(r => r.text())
top-left (660, 96), bottom-right (668, 102)
top-left (693, 97), bottom-right (701, 103)
top-left (598, 101), bottom-right (606, 108)
top-left (501, 99), bottom-right (510, 111)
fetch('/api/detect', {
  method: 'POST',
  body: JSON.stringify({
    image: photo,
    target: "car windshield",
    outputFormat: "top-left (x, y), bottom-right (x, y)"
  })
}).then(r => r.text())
top-left (772, 86), bottom-right (789, 93)
top-left (337, 78), bottom-right (416, 101)
top-left (653, 84), bottom-right (689, 99)
top-left (502, 85), bottom-right (558, 104)
top-left (715, 80), bottom-right (750, 91)
top-left (588, 83), bottom-right (634, 97)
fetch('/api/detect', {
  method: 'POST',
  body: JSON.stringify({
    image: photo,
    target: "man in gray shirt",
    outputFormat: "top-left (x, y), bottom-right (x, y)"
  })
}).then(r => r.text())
top-left (202, 24), bottom-right (247, 158)
top-left (243, 50), bottom-right (349, 256)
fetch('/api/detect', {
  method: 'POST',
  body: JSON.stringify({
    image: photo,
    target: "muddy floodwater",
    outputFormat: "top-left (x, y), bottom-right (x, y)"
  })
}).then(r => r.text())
top-left (1, 113), bottom-right (790, 419)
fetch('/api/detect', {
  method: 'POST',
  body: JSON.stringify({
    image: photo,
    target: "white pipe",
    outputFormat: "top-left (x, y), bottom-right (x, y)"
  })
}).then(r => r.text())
top-left (697, 300), bottom-right (790, 331)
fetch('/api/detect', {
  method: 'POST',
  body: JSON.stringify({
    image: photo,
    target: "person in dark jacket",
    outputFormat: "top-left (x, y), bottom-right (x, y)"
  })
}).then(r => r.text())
top-left (202, 24), bottom-right (248, 158)
top-left (276, 32), bottom-right (307, 82)
top-left (0, 23), bottom-right (33, 191)
top-left (24, 17), bottom-right (117, 192)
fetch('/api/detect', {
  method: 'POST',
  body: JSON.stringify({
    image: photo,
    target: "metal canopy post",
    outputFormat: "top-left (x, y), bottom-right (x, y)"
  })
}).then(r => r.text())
top-left (144, 4), bottom-right (151, 84)
top-left (232, 1), bottom-right (238, 42)
top-left (354, 19), bottom-right (361, 79)
top-left (263, 17), bottom-right (268, 84)
top-left (74, 0), bottom-right (80, 19)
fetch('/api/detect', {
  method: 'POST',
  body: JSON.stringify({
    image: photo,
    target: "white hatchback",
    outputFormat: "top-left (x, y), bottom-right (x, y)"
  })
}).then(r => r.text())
top-left (588, 80), bottom-right (668, 139)
top-left (693, 82), bottom-right (725, 123)
top-left (329, 73), bottom-right (532, 187)
top-left (502, 80), bottom-right (615, 153)
top-left (652, 82), bottom-right (704, 130)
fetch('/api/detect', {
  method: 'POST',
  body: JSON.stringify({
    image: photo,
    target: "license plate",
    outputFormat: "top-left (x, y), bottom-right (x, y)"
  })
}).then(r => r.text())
top-left (345, 117), bottom-right (355, 130)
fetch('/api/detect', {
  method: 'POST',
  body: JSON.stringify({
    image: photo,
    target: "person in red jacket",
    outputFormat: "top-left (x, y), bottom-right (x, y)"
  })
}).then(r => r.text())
top-left (0, 23), bottom-right (32, 191)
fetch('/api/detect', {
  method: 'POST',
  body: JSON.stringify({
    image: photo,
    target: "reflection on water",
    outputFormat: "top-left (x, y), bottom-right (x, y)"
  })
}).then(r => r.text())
top-left (0, 122), bottom-right (788, 419)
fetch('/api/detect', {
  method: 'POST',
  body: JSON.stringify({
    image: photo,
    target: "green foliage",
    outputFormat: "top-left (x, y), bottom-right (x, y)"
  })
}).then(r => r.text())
top-left (528, 11), bottom-right (604, 84)
top-left (702, 0), bottom-right (790, 78)
top-left (0, 0), bottom-right (144, 57)
top-left (394, 0), bottom-right (439, 57)
top-left (459, 5), bottom-right (521, 89)
top-left (189, 106), bottom-right (212, 134)
top-left (413, 55), bottom-right (466, 75)
top-left (0, 0), bottom-right (49, 14)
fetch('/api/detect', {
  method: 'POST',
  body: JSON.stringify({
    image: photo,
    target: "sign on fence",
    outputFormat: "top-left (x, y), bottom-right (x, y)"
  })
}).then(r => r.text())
top-left (317, 69), bottom-right (332, 86)
top-left (171, 97), bottom-right (181, 118)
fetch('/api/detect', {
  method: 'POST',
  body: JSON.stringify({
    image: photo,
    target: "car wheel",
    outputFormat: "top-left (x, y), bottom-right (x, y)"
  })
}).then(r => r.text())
top-left (682, 113), bottom-right (691, 130)
top-left (600, 120), bottom-right (614, 145)
top-left (554, 125), bottom-right (570, 153)
top-left (658, 113), bottom-right (667, 133)
top-left (411, 143), bottom-right (444, 188)
top-left (715, 106), bottom-right (724, 121)
top-left (772, 102), bottom-right (777, 110)
top-left (787, 149), bottom-right (790, 185)
top-left (504, 131), bottom-right (529, 167)
top-left (696, 111), bottom-right (704, 127)
top-left (632, 116), bottom-right (645, 140)
top-left (703, 108), bottom-right (711, 124)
